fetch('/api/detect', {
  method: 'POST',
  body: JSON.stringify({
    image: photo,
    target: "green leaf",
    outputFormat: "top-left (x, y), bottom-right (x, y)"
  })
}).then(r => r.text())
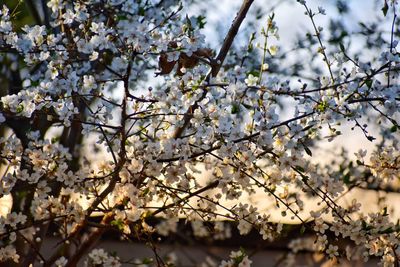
top-left (111, 219), bottom-right (124, 231)
top-left (196, 15), bottom-right (206, 29)
top-left (361, 220), bottom-right (367, 230)
top-left (317, 100), bottom-right (328, 112)
top-left (142, 187), bottom-right (150, 196)
top-left (303, 145), bottom-right (312, 156)
top-left (142, 258), bottom-right (153, 264)
top-left (248, 70), bottom-right (260, 77)
top-left (31, 80), bottom-right (40, 86)
top-left (231, 103), bottom-right (240, 114)
top-left (300, 224), bottom-right (306, 234)
top-left (382, 1), bottom-right (389, 17)
top-left (185, 15), bottom-right (192, 28)
top-left (117, 15), bottom-right (127, 20)
top-left (242, 103), bottom-right (252, 109)
top-left (16, 104), bottom-right (24, 113)
top-left (359, 22), bottom-right (367, 28)
top-left (390, 125), bottom-right (397, 132)
top-left (138, 7), bottom-right (145, 16)
top-left (380, 227), bottom-right (393, 234)
top-left (295, 165), bottom-right (305, 173)
top-left (343, 172), bottom-right (350, 184)
top-left (365, 79), bottom-right (373, 88)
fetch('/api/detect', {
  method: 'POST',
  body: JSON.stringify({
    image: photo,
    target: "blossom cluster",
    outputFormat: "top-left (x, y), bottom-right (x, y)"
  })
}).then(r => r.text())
top-left (0, 0), bottom-right (399, 266)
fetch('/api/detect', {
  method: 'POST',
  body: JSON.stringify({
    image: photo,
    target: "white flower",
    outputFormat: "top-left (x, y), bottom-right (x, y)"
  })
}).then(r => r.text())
top-left (55, 257), bottom-right (67, 267)
top-left (314, 219), bottom-right (329, 234)
top-left (83, 75), bottom-right (96, 93)
top-left (47, 0), bottom-right (62, 12)
top-left (129, 159), bottom-right (143, 173)
top-left (268, 45), bottom-right (278, 56)
top-left (238, 256), bottom-right (252, 267)
top-left (89, 51), bottom-right (99, 61)
top-left (262, 63), bottom-right (269, 71)
top-left (326, 244), bottom-right (339, 258)
top-left (62, 9), bottom-right (75, 24)
top-left (0, 245), bottom-right (19, 263)
top-left (0, 20), bottom-right (11, 33)
top-left (126, 207), bottom-right (141, 222)
top-left (245, 74), bottom-right (258, 86)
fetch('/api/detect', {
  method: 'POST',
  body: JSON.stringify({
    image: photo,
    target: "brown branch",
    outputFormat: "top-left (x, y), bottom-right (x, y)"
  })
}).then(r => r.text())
top-left (159, 111), bottom-right (315, 163)
top-left (302, 3), bottom-right (334, 83)
top-left (211, 0), bottom-right (254, 77)
top-left (151, 180), bottom-right (219, 216)
top-left (172, 0), bottom-right (254, 139)
top-left (62, 57), bottom-right (134, 267)
top-left (64, 213), bottom-right (114, 267)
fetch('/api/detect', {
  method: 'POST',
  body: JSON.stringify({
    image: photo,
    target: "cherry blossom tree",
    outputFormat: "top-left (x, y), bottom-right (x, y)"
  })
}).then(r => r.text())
top-left (0, 0), bottom-right (399, 266)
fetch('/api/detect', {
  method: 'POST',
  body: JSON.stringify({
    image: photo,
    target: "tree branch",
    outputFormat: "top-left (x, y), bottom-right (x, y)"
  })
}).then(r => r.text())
top-left (172, 0), bottom-right (254, 139)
